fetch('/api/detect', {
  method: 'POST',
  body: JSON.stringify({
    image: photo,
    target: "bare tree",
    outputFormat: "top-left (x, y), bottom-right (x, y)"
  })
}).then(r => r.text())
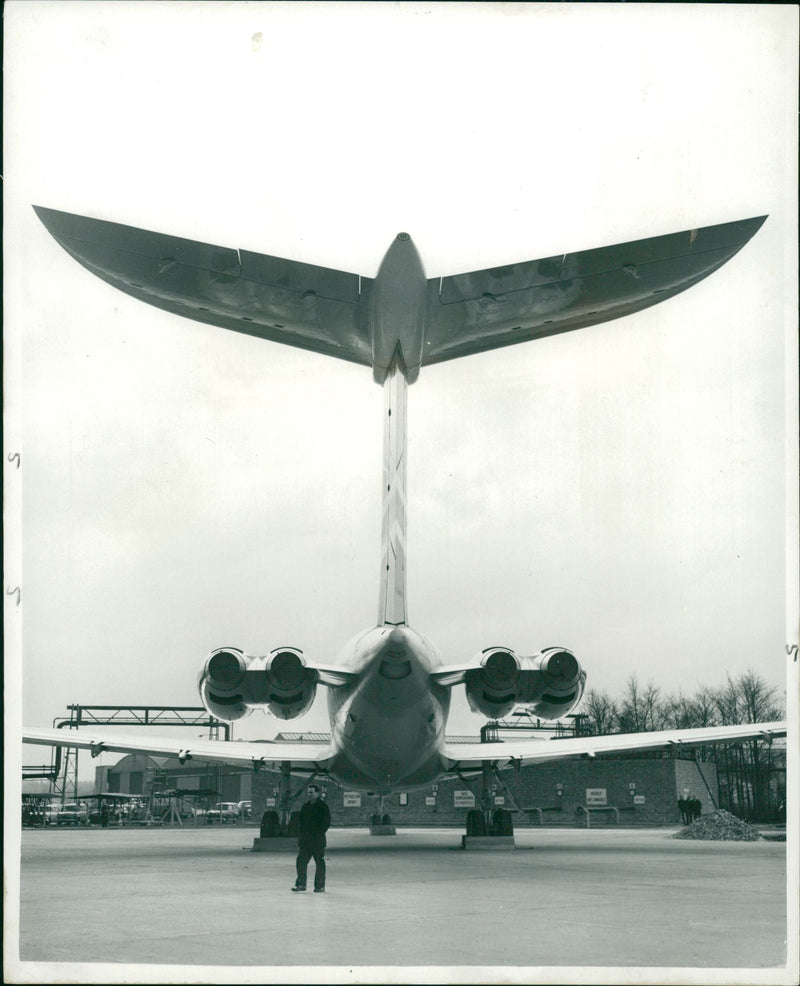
top-left (617, 674), bottom-right (664, 732)
top-left (582, 688), bottom-right (618, 735)
top-left (708, 671), bottom-right (784, 819)
top-left (662, 690), bottom-right (695, 730)
top-left (689, 685), bottom-right (719, 728)
top-left (587, 669), bottom-right (784, 821)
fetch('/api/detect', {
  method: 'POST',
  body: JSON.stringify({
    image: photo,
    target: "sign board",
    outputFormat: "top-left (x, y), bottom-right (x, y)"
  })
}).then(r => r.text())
top-left (425, 797), bottom-right (436, 806)
top-left (585, 788), bottom-right (608, 806)
top-left (454, 790), bottom-right (476, 808)
top-left (493, 796), bottom-right (505, 806)
top-left (633, 795), bottom-right (646, 805)
top-left (399, 793), bottom-right (408, 806)
top-left (343, 792), bottom-right (361, 807)
top-left (266, 798), bottom-right (276, 808)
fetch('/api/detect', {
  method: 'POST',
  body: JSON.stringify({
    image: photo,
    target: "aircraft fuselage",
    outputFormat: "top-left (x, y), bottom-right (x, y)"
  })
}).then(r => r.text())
top-left (326, 625), bottom-right (451, 793)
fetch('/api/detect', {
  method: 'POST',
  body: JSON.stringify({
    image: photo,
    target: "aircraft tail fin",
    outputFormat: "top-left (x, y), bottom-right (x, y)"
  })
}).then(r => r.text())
top-left (377, 358), bottom-right (408, 626)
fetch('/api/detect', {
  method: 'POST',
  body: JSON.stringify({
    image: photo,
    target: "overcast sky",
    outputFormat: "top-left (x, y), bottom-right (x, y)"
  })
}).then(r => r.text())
top-left (5, 3), bottom-right (797, 766)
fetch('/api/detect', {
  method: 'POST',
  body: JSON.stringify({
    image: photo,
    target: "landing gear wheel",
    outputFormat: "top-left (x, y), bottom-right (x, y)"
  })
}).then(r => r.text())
top-left (466, 809), bottom-right (486, 837)
top-left (491, 808), bottom-right (514, 836)
top-left (260, 810), bottom-right (280, 838)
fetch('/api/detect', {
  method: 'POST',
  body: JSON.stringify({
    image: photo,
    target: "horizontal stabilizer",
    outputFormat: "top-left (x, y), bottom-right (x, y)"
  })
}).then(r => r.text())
top-left (445, 720), bottom-right (786, 770)
top-left (35, 208), bottom-right (766, 378)
top-left (33, 206), bottom-right (374, 367)
top-left (422, 216), bottom-right (767, 366)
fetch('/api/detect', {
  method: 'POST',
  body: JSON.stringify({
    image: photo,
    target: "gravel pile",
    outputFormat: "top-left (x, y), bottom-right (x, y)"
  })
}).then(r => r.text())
top-left (673, 809), bottom-right (762, 841)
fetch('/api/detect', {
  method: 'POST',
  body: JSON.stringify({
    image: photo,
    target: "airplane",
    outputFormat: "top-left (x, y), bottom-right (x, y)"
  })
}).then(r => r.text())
top-left (23, 207), bottom-right (786, 832)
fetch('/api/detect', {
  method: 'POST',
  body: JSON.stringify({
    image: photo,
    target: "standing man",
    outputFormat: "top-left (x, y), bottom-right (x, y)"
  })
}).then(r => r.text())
top-left (292, 784), bottom-right (331, 893)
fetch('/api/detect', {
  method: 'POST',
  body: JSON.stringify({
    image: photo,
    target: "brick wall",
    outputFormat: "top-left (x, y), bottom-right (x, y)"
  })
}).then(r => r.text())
top-left (251, 755), bottom-right (714, 828)
top-left (674, 759), bottom-right (719, 816)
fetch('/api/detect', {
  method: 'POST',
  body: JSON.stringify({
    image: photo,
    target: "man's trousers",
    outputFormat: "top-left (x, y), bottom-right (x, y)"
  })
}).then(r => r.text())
top-left (295, 837), bottom-right (326, 890)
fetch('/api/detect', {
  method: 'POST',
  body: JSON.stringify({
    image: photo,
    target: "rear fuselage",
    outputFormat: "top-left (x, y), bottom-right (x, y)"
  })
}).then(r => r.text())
top-left (326, 625), bottom-right (451, 793)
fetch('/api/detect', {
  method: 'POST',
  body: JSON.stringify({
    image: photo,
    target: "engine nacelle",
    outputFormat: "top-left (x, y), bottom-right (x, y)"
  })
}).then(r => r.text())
top-left (464, 646), bottom-right (585, 721)
top-left (199, 648), bottom-right (252, 722)
top-left (262, 648), bottom-right (317, 720)
top-left (198, 645), bottom-right (317, 723)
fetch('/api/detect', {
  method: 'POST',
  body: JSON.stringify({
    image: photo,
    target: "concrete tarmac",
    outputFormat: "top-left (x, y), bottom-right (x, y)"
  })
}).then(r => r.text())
top-left (11, 824), bottom-right (789, 983)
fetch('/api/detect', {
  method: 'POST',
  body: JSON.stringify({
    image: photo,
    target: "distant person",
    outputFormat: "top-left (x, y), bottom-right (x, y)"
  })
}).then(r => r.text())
top-left (100, 802), bottom-right (109, 828)
top-left (292, 784), bottom-right (331, 893)
top-left (678, 798), bottom-right (689, 824)
top-left (690, 797), bottom-right (702, 821)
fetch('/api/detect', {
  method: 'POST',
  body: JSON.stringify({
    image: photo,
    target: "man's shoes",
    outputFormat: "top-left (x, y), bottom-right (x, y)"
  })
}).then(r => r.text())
top-left (291, 886), bottom-right (306, 892)
top-left (313, 888), bottom-right (325, 893)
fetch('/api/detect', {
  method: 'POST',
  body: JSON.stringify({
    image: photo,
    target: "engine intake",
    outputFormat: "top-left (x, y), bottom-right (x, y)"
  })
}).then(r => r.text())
top-left (199, 648), bottom-right (252, 722)
top-left (205, 648), bottom-right (247, 696)
top-left (464, 645), bottom-right (584, 720)
top-left (198, 645), bottom-right (317, 722)
top-left (264, 648), bottom-right (317, 720)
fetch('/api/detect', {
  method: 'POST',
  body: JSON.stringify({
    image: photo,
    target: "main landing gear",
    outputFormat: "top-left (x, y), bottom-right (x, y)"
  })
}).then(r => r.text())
top-left (460, 762), bottom-right (517, 849)
top-left (251, 760), bottom-right (306, 852)
top-left (369, 795), bottom-right (396, 835)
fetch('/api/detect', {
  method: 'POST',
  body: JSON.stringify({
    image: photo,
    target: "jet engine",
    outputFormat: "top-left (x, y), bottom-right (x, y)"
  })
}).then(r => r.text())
top-left (464, 646), bottom-right (585, 720)
top-left (198, 645), bottom-right (317, 722)
top-left (262, 648), bottom-right (318, 720)
top-left (199, 648), bottom-right (251, 722)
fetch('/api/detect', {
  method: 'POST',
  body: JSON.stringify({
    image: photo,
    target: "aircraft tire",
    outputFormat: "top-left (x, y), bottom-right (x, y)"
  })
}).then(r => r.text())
top-left (466, 809), bottom-right (486, 837)
top-left (491, 808), bottom-right (514, 836)
top-left (381, 813), bottom-right (392, 826)
top-left (260, 810), bottom-right (280, 838)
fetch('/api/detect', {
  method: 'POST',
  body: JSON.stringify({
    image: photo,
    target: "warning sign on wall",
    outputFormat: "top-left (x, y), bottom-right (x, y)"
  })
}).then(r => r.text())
top-left (454, 790), bottom-right (476, 808)
top-left (343, 792), bottom-right (362, 807)
top-left (585, 788), bottom-right (608, 806)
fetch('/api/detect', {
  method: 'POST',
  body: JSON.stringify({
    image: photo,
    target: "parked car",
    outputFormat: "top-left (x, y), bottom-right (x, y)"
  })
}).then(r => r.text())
top-left (206, 802), bottom-right (239, 824)
top-left (238, 801), bottom-right (253, 819)
top-left (89, 803), bottom-right (124, 825)
top-left (57, 802), bottom-right (89, 826)
top-left (21, 802), bottom-right (47, 826)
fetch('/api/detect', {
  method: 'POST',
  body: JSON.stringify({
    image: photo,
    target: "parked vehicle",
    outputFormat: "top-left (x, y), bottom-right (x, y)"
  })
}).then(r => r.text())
top-left (89, 804), bottom-right (125, 825)
top-left (238, 800), bottom-right (253, 819)
top-left (205, 802), bottom-right (239, 824)
top-left (57, 802), bottom-right (89, 826)
top-left (21, 802), bottom-right (48, 826)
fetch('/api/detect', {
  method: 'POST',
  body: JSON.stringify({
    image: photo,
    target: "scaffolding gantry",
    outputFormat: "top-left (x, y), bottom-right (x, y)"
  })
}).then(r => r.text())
top-left (37, 705), bottom-right (231, 804)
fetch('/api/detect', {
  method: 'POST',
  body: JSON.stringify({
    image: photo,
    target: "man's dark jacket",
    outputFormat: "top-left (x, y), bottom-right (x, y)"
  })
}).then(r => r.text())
top-left (298, 798), bottom-right (331, 846)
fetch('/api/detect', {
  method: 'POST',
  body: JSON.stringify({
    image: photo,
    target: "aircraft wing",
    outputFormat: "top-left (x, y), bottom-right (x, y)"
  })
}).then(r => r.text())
top-left (23, 726), bottom-right (335, 770)
top-left (33, 206), bottom-right (374, 367)
top-left (444, 720), bottom-right (786, 770)
top-left (422, 216), bottom-right (767, 366)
